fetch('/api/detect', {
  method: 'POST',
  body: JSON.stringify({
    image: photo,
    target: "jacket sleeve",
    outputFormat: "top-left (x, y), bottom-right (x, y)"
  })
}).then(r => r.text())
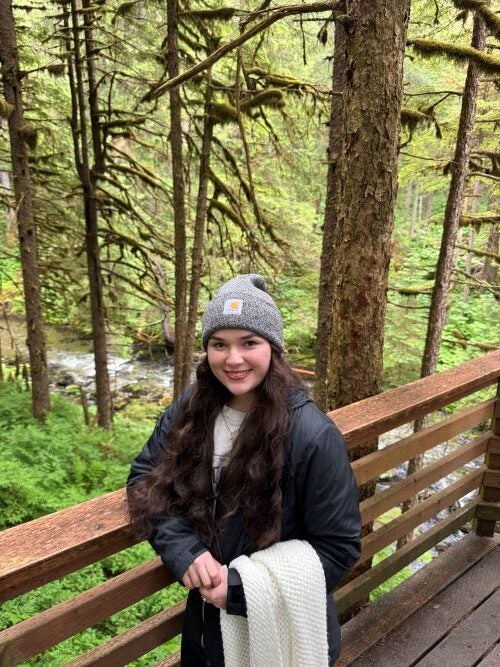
top-left (297, 418), bottom-right (361, 592)
top-left (126, 395), bottom-right (208, 582)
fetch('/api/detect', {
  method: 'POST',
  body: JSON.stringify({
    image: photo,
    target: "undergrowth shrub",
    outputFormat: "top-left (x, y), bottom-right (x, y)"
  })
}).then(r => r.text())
top-left (0, 385), bottom-right (185, 665)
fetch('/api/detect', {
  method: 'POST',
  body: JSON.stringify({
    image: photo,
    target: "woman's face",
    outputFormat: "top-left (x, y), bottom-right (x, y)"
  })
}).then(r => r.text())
top-left (206, 328), bottom-right (272, 411)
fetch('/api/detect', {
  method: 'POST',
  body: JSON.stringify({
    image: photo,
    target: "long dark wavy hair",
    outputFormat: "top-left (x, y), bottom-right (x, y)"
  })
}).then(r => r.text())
top-left (127, 350), bottom-right (304, 551)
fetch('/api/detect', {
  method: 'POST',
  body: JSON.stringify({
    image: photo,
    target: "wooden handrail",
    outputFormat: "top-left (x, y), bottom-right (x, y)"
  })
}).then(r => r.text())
top-left (332, 349), bottom-right (500, 448)
top-left (0, 559), bottom-right (173, 662)
top-left (358, 470), bottom-right (482, 565)
top-left (66, 601), bottom-right (185, 667)
top-left (359, 434), bottom-right (489, 525)
top-left (335, 501), bottom-right (479, 613)
top-left (351, 398), bottom-right (495, 485)
top-left (0, 489), bottom-right (133, 602)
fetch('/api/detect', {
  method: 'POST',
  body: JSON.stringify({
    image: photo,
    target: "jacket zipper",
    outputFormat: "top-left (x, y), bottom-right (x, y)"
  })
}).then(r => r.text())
top-left (201, 598), bottom-right (207, 660)
top-left (200, 474), bottom-right (220, 664)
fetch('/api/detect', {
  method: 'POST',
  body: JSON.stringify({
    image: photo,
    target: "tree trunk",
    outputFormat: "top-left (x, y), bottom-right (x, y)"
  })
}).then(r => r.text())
top-left (422, 192), bottom-right (433, 221)
top-left (421, 14), bottom-right (486, 380)
top-left (397, 13), bottom-right (486, 547)
top-left (463, 180), bottom-right (480, 302)
top-left (181, 70), bottom-right (214, 389)
top-left (403, 182), bottom-right (413, 227)
top-left (167, 0), bottom-right (188, 400)
top-left (409, 180), bottom-right (420, 236)
top-left (0, 154), bottom-right (16, 246)
top-left (482, 224), bottom-right (498, 285)
top-left (463, 227), bottom-right (475, 302)
top-left (68, 0), bottom-right (112, 428)
top-left (316, 0), bottom-right (410, 418)
top-left (315, 2), bottom-right (410, 612)
top-left (0, 0), bottom-right (51, 421)
top-left (151, 258), bottom-right (175, 355)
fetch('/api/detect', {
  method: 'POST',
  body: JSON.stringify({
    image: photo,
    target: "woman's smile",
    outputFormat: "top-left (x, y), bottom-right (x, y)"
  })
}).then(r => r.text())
top-left (225, 370), bottom-right (251, 380)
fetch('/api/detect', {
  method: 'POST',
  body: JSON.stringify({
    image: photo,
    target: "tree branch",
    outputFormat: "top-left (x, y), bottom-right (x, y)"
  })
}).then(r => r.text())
top-left (142, 1), bottom-right (340, 101)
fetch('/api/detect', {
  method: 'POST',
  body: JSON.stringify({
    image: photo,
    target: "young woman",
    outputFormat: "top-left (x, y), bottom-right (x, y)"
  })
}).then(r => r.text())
top-left (127, 274), bottom-right (361, 666)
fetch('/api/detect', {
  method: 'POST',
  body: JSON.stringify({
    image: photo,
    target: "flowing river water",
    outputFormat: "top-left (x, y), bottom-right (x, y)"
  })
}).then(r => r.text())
top-left (1, 315), bottom-right (175, 402)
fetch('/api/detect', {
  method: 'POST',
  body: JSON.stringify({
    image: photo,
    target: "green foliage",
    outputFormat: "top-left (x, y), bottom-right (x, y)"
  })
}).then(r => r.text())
top-left (0, 543), bottom-right (186, 665)
top-left (384, 180), bottom-right (499, 389)
top-left (0, 386), bottom-right (187, 664)
top-left (119, 399), bottom-right (165, 424)
top-left (0, 384), bottom-right (151, 529)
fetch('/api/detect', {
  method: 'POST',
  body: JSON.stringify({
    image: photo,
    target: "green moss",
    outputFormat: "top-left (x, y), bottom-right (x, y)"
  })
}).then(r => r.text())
top-left (119, 399), bottom-right (164, 424)
top-left (408, 38), bottom-right (500, 74)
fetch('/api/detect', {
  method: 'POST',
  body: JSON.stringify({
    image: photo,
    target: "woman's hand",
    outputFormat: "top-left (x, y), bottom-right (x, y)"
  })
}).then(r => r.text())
top-left (182, 551), bottom-right (222, 589)
top-left (200, 565), bottom-right (228, 610)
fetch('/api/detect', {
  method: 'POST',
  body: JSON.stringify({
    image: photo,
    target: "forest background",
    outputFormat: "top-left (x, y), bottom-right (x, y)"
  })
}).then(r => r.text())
top-left (0, 0), bottom-right (499, 664)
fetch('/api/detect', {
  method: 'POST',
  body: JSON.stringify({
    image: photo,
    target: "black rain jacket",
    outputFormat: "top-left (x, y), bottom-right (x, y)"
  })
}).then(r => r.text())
top-left (127, 388), bottom-right (361, 666)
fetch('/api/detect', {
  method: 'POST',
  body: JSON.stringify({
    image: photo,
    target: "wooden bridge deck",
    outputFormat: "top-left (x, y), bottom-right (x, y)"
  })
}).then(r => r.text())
top-left (339, 533), bottom-right (500, 667)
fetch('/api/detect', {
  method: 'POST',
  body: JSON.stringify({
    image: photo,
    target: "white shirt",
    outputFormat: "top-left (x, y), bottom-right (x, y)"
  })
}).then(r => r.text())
top-left (212, 406), bottom-right (246, 487)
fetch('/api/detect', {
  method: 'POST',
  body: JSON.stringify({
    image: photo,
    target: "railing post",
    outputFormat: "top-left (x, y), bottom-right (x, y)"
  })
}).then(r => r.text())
top-left (474, 379), bottom-right (500, 537)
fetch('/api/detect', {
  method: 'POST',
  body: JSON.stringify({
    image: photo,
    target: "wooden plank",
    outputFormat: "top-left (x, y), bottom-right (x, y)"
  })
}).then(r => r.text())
top-left (487, 434), bottom-right (500, 454)
top-left (337, 534), bottom-right (500, 667)
top-left (476, 643), bottom-right (500, 667)
top-left (0, 558), bottom-right (174, 662)
top-left (156, 652), bottom-right (181, 667)
top-left (417, 587), bottom-right (500, 666)
top-left (329, 350), bottom-right (500, 448)
top-left (360, 435), bottom-right (488, 525)
top-left (335, 501), bottom-right (478, 614)
top-left (349, 545), bottom-right (500, 666)
top-left (483, 470), bottom-right (500, 489)
top-left (66, 600), bottom-right (185, 667)
top-left (476, 501), bottom-right (500, 521)
top-left (352, 400), bottom-right (494, 485)
top-left (482, 485), bottom-right (500, 502)
top-left (477, 388), bottom-right (500, 533)
top-left (487, 453), bottom-right (500, 468)
top-left (358, 470), bottom-right (482, 565)
top-left (0, 489), bottom-right (134, 602)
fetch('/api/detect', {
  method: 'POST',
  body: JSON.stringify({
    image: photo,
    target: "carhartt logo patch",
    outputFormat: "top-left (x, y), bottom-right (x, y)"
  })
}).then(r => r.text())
top-left (223, 299), bottom-right (243, 315)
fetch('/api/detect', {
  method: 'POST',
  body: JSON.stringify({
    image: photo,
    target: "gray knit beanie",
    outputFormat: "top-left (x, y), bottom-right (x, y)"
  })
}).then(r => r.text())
top-left (202, 274), bottom-right (284, 352)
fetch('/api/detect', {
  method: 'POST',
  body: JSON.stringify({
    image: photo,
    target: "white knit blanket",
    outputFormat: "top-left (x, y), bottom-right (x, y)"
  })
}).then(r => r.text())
top-left (220, 540), bottom-right (329, 667)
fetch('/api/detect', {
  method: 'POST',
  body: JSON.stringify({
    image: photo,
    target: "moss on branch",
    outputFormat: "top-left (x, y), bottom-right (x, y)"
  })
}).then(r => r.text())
top-left (408, 38), bottom-right (500, 73)
top-left (453, 0), bottom-right (500, 39)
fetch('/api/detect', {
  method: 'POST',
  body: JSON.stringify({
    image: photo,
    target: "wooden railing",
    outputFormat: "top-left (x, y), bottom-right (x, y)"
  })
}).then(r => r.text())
top-left (1, 350), bottom-right (499, 665)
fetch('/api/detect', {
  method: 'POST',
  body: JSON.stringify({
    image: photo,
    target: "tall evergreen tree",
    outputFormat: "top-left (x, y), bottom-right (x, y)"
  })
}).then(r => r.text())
top-left (315, 1), bottom-right (410, 424)
top-left (62, 0), bottom-right (112, 428)
top-left (167, 0), bottom-right (188, 400)
top-left (0, 0), bottom-right (51, 421)
top-left (396, 9), bottom-right (488, 545)
top-left (420, 13), bottom-right (487, 381)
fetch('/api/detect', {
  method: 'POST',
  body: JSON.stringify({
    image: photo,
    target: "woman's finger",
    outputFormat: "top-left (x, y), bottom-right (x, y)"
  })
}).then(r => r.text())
top-left (182, 572), bottom-right (194, 589)
top-left (188, 567), bottom-right (202, 589)
top-left (197, 562), bottom-right (214, 589)
top-left (205, 559), bottom-right (222, 587)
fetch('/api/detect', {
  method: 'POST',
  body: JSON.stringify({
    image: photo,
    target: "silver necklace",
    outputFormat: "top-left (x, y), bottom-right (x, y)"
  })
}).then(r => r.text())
top-left (221, 408), bottom-right (241, 441)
